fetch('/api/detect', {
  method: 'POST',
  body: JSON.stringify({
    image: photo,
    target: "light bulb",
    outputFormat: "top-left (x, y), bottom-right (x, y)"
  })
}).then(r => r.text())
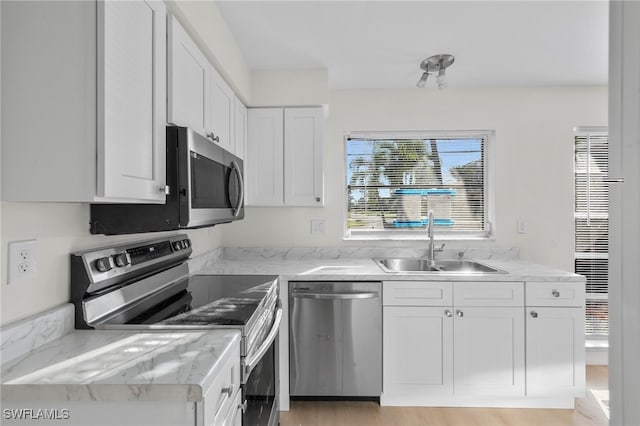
top-left (436, 67), bottom-right (447, 90)
top-left (416, 72), bottom-right (429, 88)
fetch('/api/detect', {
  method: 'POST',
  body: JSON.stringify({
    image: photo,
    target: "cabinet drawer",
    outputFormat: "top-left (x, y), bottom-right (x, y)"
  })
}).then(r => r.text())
top-left (453, 282), bottom-right (524, 307)
top-left (383, 281), bottom-right (452, 306)
top-left (525, 282), bottom-right (585, 307)
top-left (202, 342), bottom-right (241, 426)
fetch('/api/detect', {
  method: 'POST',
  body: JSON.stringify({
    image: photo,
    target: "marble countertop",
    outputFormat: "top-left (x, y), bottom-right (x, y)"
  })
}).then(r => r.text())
top-left (1, 329), bottom-right (240, 403)
top-left (192, 255), bottom-right (584, 283)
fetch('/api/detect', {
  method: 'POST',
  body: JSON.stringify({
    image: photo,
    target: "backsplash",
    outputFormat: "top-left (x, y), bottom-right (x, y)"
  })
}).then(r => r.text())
top-left (221, 247), bottom-right (520, 261)
top-left (0, 304), bottom-right (74, 364)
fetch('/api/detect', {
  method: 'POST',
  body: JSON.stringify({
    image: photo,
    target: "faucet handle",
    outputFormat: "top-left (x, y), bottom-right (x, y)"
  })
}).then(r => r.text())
top-left (435, 243), bottom-right (446, 252)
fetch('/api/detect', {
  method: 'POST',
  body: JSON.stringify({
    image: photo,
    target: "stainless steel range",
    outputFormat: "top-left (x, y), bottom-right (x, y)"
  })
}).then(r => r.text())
top-left (70, 234), bottom-right (281, 426)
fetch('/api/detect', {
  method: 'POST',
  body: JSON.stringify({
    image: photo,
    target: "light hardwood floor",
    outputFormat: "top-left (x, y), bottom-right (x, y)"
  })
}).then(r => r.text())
top-left (280, 366), bottom-right (609, 426)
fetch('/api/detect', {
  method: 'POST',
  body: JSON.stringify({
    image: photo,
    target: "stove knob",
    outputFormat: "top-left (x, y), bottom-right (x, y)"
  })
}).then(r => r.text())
top-left (182, 239), bottom-right (191, 248)
top-left (113, 253), bottom-right (129, 267)
top-left (172, 241), bottom-right (183, 251)
top-left (95, 257), bottom-right (112, 273)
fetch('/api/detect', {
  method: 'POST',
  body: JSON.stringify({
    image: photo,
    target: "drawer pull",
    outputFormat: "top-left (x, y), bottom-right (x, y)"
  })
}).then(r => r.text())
top-left (530, 311), bottom-right (538, 318)
top-left (552, 290), bottom-right (560, 298)
top-left (456, 310), bottom-right (464, 318)
top-left (221, 386), bottom-right (233, 397)
top-left (445, 310), bottom-right (452, 317)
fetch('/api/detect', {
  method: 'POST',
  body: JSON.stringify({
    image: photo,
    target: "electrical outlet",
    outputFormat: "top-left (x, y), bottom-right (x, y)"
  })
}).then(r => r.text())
top-left (8, 239), bottom-right (37, 285)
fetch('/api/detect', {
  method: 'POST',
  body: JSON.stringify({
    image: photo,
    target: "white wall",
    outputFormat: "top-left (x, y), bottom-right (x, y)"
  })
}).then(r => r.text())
top-left (251, 69), bottom-right (329, 107)
top-left (223, 86), bottom-right (608, 272)
top-left (0, 202), bottom-right (222, 326)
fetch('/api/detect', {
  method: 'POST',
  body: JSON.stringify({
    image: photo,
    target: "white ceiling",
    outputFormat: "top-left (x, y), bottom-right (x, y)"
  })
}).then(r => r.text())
top-left (216, 0), bottom-right (609, 90)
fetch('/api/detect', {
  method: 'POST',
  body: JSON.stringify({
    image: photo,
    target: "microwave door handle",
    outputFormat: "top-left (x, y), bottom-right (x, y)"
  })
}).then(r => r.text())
top-left (230, 161), bottom-right (244, 217)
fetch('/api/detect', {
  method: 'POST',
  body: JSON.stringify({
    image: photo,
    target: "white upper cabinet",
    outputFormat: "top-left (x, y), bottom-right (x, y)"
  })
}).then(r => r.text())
top-left (234, 97), bottom-right (248, 160)
top-left (1, 0), bottom-right (167, 203)
top-left (99, 0), bottom-right (166, 202)
top-left (167, 14), bottom-right (209, 137)
top-left (208, 68), bottom-right (235, 154)
top-left (167, 15), bottom-right (238, 155)
top-left (247, 108), bottom-right (285, 206)
top-left (246, 107), bottom-right (324, 206)
top-left (284, 107), bottom-right (324, 206)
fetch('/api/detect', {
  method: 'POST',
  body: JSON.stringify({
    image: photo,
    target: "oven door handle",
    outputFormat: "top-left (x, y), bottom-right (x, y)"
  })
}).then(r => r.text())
top-left (230, 161), bottom-right (244, 217)
top-left (244, 303), bottom-right (282, 379)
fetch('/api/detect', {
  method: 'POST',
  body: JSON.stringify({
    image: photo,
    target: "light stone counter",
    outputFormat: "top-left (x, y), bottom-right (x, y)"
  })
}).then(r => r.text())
top-left (190, 248), bottom-right (584, 283)
top-left (1, 329), bottom-right (240, 403)
top-left (187, 247), bottom-right (584, 412)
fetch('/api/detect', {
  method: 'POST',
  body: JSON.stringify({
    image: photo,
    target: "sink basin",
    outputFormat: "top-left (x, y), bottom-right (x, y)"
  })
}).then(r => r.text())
top-left (374, 258), bottom-right (507, 274)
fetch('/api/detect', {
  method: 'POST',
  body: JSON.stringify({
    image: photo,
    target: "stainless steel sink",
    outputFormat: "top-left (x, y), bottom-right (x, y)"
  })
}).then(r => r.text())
top-left (374, 258), bottom-right (507, 274)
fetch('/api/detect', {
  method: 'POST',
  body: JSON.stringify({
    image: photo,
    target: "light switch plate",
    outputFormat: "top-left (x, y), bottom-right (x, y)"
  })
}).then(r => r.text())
top-left (311, 219), bottom-right (325, 235)
top-left (517, 218), bottom-right (527, 234)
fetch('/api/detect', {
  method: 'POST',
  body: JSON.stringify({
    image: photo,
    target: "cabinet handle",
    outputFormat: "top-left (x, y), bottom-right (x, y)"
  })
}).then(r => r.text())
top-left (445, 310), bottom-right (452, 317)
top-left (206, 132), bottom-right (220, 143)
top-left (159, 185), bottom-right (169, 195)
top-left (456, 310), bottom-right (464, 317)
top-left (221, 386), bottom-right (233, 397)
top-left (316, 197), bottom-right (321, 202)
top-left (530, 311), bottom-right (538, 318)
top-left (552, 290), bottom-right (560, 298)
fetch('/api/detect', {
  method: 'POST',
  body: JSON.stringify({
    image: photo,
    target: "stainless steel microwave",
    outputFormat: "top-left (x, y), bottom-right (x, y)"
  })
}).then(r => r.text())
top-left (90, 126), bottom-right (244, 235)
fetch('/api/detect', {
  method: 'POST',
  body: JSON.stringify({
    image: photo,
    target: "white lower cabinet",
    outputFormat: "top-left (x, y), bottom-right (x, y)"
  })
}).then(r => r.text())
top-left (383, 306), bottom-right (453, 396)
top-left (382, 280), bottom-right (585, 408)
top-left (200, 340), bottom-right (241, 426)
top-left (525, 282), bottom-right (586, 398)
top-left (452, 307), bottom-right (525, 397)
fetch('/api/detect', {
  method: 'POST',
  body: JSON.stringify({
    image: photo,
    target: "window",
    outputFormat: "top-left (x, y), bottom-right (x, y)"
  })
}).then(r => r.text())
top-left (345, 131), bottom-right (493, 240)
top-left (574, 127), bottom-right (609, 338)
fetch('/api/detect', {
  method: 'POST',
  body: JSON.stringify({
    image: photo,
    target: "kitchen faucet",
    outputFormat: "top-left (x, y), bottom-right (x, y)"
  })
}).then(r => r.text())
top-left (427, 210), bottom-right (445, 266)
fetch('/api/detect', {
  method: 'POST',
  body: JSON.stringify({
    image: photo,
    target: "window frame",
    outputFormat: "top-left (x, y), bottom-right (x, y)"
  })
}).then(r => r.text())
top-left (343, 130), bottom-right (496, 241)
top-left (573, 126), bottom-right (609, 339)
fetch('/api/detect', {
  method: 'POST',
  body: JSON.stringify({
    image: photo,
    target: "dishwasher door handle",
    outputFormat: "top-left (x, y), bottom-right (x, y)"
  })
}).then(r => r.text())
top-left (291, 291), bottom-right (379, 300)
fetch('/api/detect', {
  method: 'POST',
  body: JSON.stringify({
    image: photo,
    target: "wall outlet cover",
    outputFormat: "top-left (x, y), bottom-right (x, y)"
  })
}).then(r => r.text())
top-left (8, 239), bottom-right (38, 285)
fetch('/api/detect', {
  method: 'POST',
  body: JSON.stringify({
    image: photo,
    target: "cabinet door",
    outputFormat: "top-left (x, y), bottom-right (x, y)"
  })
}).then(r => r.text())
top-left (209, 68), bottom-right (235, 153)
top-left (98, 0), bottom-right (166, 202)
top-left (453, 307), bottom-right (525, 396)
top-left (383, 306), bottom-right (453, 396)
top-left (167, 15), bottom-right (209, 137)
top-left (526, 307), bottom-right (585, 397)
top-left (246, 108), bottom-right (284, 206)
top-left (234, 97), bottom-right (247, 160)
top-left (284, 107), bottom-right (324, 206)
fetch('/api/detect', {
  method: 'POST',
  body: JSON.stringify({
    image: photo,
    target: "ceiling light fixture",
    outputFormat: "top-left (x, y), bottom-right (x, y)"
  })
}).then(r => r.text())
top-left (416, 54), bottom-right (455, 89)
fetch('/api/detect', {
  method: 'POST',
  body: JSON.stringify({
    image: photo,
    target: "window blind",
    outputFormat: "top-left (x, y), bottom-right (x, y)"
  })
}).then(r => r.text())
top-left (345, 133), bottom-right (489, 239)
top-left (574, 129), bottom-right (609, 337)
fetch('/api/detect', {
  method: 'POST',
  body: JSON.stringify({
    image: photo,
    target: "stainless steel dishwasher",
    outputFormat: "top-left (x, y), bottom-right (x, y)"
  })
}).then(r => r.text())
top-left (289, 281), bottom-right (381, 398)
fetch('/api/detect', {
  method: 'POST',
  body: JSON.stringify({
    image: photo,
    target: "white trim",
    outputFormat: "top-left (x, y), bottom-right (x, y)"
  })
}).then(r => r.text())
top-left (343, 130), bottom-right (496, 241)
top-left (380, 395), bottom-right (576, 409)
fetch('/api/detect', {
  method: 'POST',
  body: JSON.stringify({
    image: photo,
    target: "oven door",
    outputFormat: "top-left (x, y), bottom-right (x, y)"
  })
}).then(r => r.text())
top-left (176, 127), bottom-right (244, 228)
top-left (242, 306), bottom-right (282, 426)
